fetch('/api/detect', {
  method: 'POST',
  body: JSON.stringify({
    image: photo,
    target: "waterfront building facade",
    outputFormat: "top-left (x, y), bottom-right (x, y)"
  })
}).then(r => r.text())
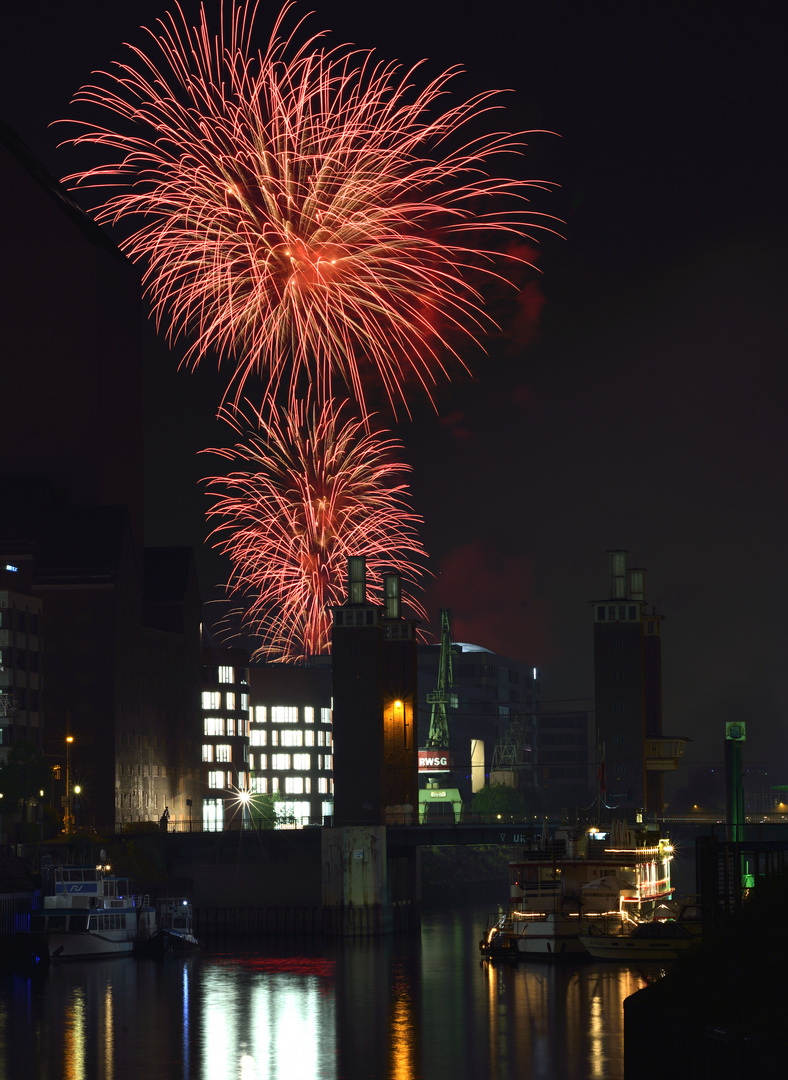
top-left (200, 647), bottom-right (251, 830)
top-left (0, 561), bottom-right (43, 761)
top-left (248, 663), bottom-right (334, 827)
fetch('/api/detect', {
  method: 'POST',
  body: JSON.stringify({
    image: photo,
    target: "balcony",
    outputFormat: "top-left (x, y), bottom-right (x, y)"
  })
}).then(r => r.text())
top-left (645, 737), bottom-right (689, 772)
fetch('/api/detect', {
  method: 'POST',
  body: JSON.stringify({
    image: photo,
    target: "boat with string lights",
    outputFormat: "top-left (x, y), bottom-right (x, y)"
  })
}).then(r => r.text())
top-left (578, 901), bottom-right (702, 961)
top-left (479, 821), bottom-right (674, 961)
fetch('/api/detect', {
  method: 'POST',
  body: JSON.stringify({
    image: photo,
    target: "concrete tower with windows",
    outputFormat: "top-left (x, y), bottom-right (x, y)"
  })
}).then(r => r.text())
top-left (331, 557), bottom-right (418, 826)
top-left (592, 550), bottom-right (686, 815)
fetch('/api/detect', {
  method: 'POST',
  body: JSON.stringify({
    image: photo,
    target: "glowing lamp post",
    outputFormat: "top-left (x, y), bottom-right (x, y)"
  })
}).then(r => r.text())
top-left (64, 735), bottom-right (74, 834)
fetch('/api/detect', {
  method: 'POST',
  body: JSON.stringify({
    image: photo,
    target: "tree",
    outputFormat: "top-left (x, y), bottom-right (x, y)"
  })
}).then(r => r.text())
top-left (248, 791), bottom-right (281, 830)
top-left (472, 782), bottom-right (527, 817)
top-left (0, 742), bottom-right (51, 806)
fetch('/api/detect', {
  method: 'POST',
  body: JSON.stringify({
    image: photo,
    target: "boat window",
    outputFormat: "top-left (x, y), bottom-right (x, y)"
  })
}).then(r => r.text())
top-left (49, 915), bottom-right (67, 931)
top-left (69, 915), bottom-right (88, 932)
top-left (30, 915), bottom-right (46, 932)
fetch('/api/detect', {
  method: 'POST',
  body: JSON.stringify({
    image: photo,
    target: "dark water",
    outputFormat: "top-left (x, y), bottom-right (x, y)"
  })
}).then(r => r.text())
top-left (0, 903), bottom-right (667, 1079)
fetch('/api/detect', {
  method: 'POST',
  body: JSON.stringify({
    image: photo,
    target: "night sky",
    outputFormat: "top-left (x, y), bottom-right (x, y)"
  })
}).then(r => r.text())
top-left (4, 2), bottom-right (786, 776)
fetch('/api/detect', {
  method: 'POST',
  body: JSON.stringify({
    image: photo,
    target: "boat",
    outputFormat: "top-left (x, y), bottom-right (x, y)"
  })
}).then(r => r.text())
top-left (137, 898), bottom-right (200, 958)
top-left (480, 822), bottom-right (674, 961)
top-left (20, 862), bottom-right (157, 964)
top-left (579, 903), bottom-right (703, 961)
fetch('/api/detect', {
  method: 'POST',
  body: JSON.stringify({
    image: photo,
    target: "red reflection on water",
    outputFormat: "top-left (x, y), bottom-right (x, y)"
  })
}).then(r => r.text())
top-left (209, 954), bottom-right (336, 978)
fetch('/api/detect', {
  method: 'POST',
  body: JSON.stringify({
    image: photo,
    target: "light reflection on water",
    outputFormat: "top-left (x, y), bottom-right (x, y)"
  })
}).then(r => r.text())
top-left (0, 903), bottom-right (666, 1080)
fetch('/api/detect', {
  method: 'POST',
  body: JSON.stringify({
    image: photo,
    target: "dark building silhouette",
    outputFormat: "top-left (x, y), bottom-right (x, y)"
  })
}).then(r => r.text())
top-left (1, 123), bottom-right (204, 832)
top-left (536, 706), bottom-right (595, 812)
top-left (331, 558), bottom-right (418, 826)
top-left (592, 550), bottom-right (687, 815)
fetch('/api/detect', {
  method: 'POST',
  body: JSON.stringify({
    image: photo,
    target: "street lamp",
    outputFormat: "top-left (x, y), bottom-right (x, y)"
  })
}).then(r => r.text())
top-left (74, 786), bottom-right (82, 832)
top-left (65, 735), bottom-right (74, 834)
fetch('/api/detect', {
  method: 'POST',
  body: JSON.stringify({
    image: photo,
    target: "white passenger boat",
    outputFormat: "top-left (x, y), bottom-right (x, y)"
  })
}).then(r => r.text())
top-left (480, 822), bottom-right (674, 961)
top-left (24, 863), bottom-right (157, 963)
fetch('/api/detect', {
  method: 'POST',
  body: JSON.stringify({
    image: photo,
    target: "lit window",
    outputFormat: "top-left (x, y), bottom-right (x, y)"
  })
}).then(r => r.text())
top-left (270, 731), bottom-right (278, 746)
top-left (322, 800), bottom-right (334, 818)
top-left (226, 692), bottom-right (236, 710)
top-left (203, 799), bottom-right (223, 832)
top-left (215, 745), bottom-right (231, 763)
top-left (280, 799), bottom-right (310, 823)
top-left (272, 706), bottom-right (297, 724)
top-left (318, 731), bottom-right (325, 747)
top-left (321, 708), bottom-right (332, 725)
top-left (271, 753), bottom-right (291, 770)
top-left (202, 691), bottom-right (221, 710)
top-left (285, 777), bottom-right (304, 794)
top-left (305, 731), bottom-right (315, 747)
top-left (293, 754), bottom-right (311, 771)
top-left (271, 777), bottom-right (279, 793)
top-left (208, 771), bottom-right (226, 789)
top-left (280, 730), bottom-right (303, 747)
top-left (251, 776), bottom-right (267, 794)
top-left (226, 717), bottom-right (236, 737)
top-left (202, 745), bottom-right (214, 762)
top-left (204, 717), bottom-right (224, 737)
top-left (255, 706), bottom-right (267, 723)
top-left (304, 706), bottom-right (314, 724)
top-left (218, 665), bottom-right (234, 684)
top-left (250, 729), bottom-right (267, 747)
top-left (240, 693), bottom-right (249, 710)
top-left (256, 753), bottom-right (267, 770)
top-left (318, 777), bottom-right (328, 794)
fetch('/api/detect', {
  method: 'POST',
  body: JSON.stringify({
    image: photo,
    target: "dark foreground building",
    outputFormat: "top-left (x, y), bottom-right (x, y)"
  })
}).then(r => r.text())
top-left (592, 549), bottom-right (687, 815)
top-left (331, 558), bottom-right (419, 826)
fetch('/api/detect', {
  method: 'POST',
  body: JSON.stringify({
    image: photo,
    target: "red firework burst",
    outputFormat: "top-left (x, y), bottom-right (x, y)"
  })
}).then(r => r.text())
top-left (203, 399), bottom-right (427, 661)
top-left (63, 1), bottom-right (556, 417)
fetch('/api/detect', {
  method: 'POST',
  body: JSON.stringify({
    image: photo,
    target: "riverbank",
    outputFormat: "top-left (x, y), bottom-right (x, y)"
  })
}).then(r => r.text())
top-left (625, 871), bottom-right (788, 1077)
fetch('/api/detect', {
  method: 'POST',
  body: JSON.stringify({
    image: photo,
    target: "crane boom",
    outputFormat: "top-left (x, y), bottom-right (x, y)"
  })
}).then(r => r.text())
top-left (426, 609), bottom-right (453, 748)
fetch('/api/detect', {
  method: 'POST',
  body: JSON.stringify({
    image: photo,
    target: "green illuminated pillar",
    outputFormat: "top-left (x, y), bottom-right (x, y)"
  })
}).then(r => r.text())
top-left (724, 722), bottom-right (745, 844)
top-left (725, 722), bottom-right (751, 892)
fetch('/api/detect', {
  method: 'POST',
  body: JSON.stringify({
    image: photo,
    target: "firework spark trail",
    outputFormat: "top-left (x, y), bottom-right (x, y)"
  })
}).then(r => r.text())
top-left (203, 398), bottom-right (427, 661)
top-left (63, 1), bottom-right (557, 417)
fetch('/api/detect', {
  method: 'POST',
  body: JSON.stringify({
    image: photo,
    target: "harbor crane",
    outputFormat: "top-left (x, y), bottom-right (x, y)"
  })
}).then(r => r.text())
top-left (426, 608), bottom-right (453, 749)
top-left (419, 609), bottom-right (462, 822)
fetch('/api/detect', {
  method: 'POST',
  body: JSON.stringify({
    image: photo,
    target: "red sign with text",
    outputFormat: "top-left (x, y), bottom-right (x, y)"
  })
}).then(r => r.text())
top-left (418, 749), bottom-right (452, 773)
